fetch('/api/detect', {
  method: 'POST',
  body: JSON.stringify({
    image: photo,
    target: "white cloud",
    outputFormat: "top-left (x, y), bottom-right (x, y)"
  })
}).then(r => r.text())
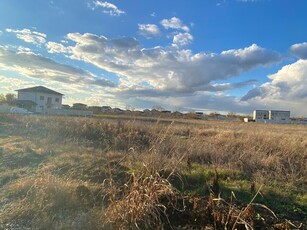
top-left (160, 17), bottom-right (190, 32)
top-left (5, 28), bottom-right (46, 45)
top-left (46, 41), bottom-right (72, 53)
top-left (138, 24), bottom-right (160, 37)
top-left (289, 42), bottom-right (307, 59)
top-left (17, 46), bottom-right (33, 54)
top-left (3, 30), bottom-right (285, 114)
top-left (92, 1), bottom-right (125, 16)
top-left (117, 90), bottom-right (251, 114)
top-left (242, 59), bottom-right (307, 116)
top-left (47, 33), bottom-right (281, 98)
top-left (172, 32), bottom-right (193, 48)
top-left (0, 75), bottom-right (35, 94)
top-left (0, 47), bottom-right (115, 89)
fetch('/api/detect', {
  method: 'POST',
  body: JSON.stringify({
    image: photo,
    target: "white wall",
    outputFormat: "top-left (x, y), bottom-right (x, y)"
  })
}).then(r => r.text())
top-left (269, 111), bottom-right (290, 120)
top-left (253, 110), bottom-right (269, 120)
top-left (45, 108), bottom-right (93, 116)
top-left (18, 91), bottom-right (62, 112)
top-left (18, 91), bottom-right (36, 101)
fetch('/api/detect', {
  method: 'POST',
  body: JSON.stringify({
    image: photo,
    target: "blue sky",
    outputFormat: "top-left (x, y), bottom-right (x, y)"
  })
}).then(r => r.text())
top-left (1, 0), bottom-right (307, 116)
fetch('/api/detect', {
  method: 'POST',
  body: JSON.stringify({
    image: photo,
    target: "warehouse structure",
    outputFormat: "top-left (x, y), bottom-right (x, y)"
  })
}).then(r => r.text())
top-left (253, 110), bottom-right (290, 121)
top-left (244, 110), bottom-right (294, 124)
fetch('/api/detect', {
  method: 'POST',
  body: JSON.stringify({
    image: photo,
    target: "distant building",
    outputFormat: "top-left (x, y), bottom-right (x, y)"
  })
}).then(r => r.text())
top-left (195, 112), bottom-right (204, 119)
top-left (88, 106), bottom-right (102, 113)
top-left (16, 86), bottom-right (63, 113)
top-left (113, 108), bottom-right (124, 113)
top-left (72, 103), bottom-right (87, 110)
top-left (61, 104), bottom-right (71, 109)
top-left (253, 110), bottom-right (269, 120)
top-left (248, 110), bottom-right (291, 123)
top-left (101, 106), bottom-right (112, 113)
top-left (216, 114), bottom-right (226, 120)
top-left (269, 110), bottom-right (290, 121)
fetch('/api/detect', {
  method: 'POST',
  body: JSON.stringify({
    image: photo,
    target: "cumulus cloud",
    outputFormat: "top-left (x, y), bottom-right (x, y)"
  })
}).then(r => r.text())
top-left (0, 47), bottom-right (115, 88)
top-left (5, 28), bottom-right (46, 45)
top-left (167, 92), bottom-right (251, 114)
top-left (46, 41), bottom-right (72, 53)
top-left (172, 32), bottom-right (193, 48)
top-left (117, 80), bottom-right (257, 99)
top-left (208, 80), bottom-right (257, 91)
top-left (289, 42), bottom-right (307, 59)
top-left (138, 24), bottom-right (160, 37)
top-left (242, 59), bottom-right (307, 116)
top-left (160, 17), bottom-right (190, 32)
top-left (92, 1), bottom-right (125, 16)
top-left (117, 90), bottom-right (251, 115)
top-left (47, 33), bottom-right (281, 97)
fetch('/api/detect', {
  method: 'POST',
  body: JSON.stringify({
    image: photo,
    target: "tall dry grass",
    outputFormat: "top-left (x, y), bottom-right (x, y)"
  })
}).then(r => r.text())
top-left (0, 114), bottom-right (306, 229)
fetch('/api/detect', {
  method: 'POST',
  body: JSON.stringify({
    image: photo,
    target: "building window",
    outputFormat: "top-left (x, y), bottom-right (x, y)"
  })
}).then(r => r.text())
top-left (40, 96), bottom-right (44, 100)
top-left (55, 98), bottom-right (60, 103)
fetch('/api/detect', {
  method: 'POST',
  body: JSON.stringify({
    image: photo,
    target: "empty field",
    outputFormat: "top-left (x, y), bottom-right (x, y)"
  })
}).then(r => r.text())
top-left (0, 114), bottom-right (306, 229)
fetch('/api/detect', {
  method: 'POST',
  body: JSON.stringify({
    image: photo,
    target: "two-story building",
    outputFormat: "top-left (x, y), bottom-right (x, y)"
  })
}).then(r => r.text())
top-left (252, 110), bottom-right (290, 122)
top-left (16, 86), bottom-right (63, 113)
top-left (253, 110), bottom-right (269, 120)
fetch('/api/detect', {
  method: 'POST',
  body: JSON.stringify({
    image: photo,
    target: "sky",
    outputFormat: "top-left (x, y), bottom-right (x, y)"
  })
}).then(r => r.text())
top-left (0, 0), bottom-right (307, 116)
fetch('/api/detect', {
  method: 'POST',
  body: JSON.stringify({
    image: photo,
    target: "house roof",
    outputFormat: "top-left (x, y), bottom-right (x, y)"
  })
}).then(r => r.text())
top-left (73, 103), bottom-right (87, 106)
top-left (16, 86), bottom-right (63, 96)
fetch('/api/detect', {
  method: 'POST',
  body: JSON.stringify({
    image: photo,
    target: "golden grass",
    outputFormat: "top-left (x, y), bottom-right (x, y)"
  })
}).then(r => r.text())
top-left (0, 114), bottom-right (306, 229)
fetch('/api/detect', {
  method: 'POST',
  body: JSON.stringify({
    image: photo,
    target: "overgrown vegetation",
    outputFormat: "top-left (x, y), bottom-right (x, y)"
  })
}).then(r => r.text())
top-left (0, 114), bottom-right (306, 229)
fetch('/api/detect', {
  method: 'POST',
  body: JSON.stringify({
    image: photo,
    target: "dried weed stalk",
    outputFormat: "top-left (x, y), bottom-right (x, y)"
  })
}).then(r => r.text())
top-left (105, 172), bottom-right (175, 230)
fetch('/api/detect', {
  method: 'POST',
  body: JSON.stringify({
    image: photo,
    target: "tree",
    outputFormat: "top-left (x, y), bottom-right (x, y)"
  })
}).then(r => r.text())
top-left (0, 94), bottom-right (5, 104)
top-left (0, 93), bottom-right (16, 105)
top-left (5, 93), bottom-right (16, 103)
top-left (227, 112), bottom-right (236, 117)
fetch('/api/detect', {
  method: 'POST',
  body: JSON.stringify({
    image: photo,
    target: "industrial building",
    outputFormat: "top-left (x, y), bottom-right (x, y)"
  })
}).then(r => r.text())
top-left (253, 110), bottom-right (290, 121)
top-left (269, 110), bottom-right (290, 121)
top-left (253, 110), bottom-right (269, 120)
top-left (247, 110), bottom-right (291, 123)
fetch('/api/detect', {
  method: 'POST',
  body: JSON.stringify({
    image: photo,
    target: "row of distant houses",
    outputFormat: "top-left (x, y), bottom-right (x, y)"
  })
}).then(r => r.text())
top-left (9, 86), bottom-right (200, 117)
top-left (1, 86), bottom-right (306, 123)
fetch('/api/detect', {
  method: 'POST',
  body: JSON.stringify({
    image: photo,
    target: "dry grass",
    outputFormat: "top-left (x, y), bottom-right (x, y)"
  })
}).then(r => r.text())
top-left (104, 172), bottom-right (176, 229)
top-left (0, 114), bottom-right (306, 229)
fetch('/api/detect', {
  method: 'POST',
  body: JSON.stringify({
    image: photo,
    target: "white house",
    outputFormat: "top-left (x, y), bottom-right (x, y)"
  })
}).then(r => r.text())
top-left (16, 86), bottom-right (63, 113)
